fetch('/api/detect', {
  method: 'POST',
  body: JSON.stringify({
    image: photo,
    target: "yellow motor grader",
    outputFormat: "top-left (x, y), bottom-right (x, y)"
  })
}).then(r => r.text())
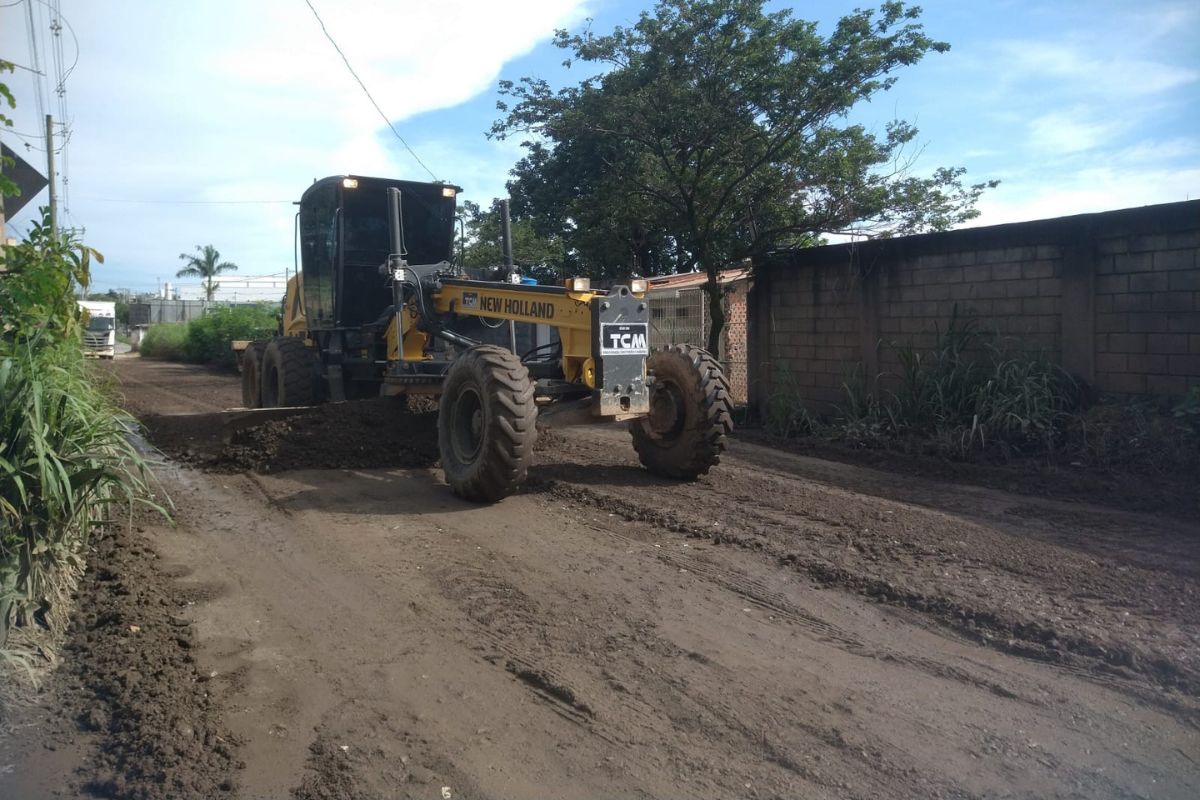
top-left (238, 175), bottom-right (733, 501)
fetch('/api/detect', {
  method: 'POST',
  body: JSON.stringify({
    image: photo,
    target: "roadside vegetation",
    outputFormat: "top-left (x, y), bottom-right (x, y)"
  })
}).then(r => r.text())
top-left (140, 304), bottom-right (277, 369)
top-left (0, 211), bottom-right (157, 698)
top-left (766, 310), bottom-right (1200, 477)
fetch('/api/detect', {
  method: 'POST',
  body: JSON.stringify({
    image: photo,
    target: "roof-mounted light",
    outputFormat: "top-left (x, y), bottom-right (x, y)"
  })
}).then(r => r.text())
top-left (442, 186), bottom-right (457, 198)
top-left (342, 178), bottom-right (359, 189)
top-left (629, 278), bottom-right (648, 294)
top-left (565, 277), bottom-right (591, 292)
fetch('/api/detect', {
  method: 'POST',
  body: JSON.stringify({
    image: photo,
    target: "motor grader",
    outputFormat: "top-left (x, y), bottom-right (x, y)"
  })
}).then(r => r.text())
top-left (239, 175), bottom-right (733, 501)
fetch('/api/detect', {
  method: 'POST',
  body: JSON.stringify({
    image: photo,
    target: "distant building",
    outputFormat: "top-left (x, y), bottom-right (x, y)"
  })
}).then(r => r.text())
top-left (176, 274), bottom-right (289, 303)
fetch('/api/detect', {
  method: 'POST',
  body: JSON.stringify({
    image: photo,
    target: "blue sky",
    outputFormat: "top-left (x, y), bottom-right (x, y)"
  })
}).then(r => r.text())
top-left (2, 0), bottom-right (1197, 294)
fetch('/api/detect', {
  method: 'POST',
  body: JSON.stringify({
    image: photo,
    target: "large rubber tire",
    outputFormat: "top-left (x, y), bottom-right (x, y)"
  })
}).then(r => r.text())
top-left (438, 345), bottom-right (538, 502)
top-left (240, 341), bottom-right (268, 408)
top-left (260, 337), bottom-right (318, 407)
top-left (630, 344), bottom-right (734, 479)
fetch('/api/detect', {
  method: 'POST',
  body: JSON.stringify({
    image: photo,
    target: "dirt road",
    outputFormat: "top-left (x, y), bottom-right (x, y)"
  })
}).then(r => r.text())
top-left (6, 356), bottom-right (1199, 799)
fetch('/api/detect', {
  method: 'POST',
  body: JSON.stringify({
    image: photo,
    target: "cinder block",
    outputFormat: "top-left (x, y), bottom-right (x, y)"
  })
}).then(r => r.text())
top-left (1113, 252), bottom-right (1155, 273)
top-left (1007, 246), bottom-right (1039, 261)
top-left (1096, 238), bottom-right (1129, 256)
top-left (949, 283), bottom-right (977, 300)
top-left (993, 298), bottom-right (1022, 315)
top-left (1108, 333), bottom-right (1147, 353)
top-left (1103, 372), bottom-right (1147, 394)
top-left (1146, 374), bottom-right (1188, 397)
top-left (1023, 260), bottom-right (1057, 279)
top-left (1129, 272), bottom-right (1169, 293)
top-left (1168, 354), bottom-right (1200, 376)
top-left (1037, 315), bottom-right (1060, 333)
top-left (1151, 292), bottom-right (1195, 312)
top-left (900, 286), bottom-right (924, 303)
top-left (1192, 334), bottom-right (1200, 355)
top-left (1130, 233), bottom-right (1170, 253)
top-left (978, 249), bottom-right (1012, 265)
top-left (1169, 269), bottom-right (1200, 291)
top-left (1004, 279), bottom-right (1040, 298)
top-left (1128, 313), bottom-right (1169, 333)
top-left (1094, 295), bottom-right (1114, 313)
top-left (1095, 275), bottom-right (1129, 294)
top-left (1141, 354), bottom-right (1169, 374)
top-left (1166, 232), bottom-right (1200, 249)
top-left (1168, 312), bottom-right (1200, 334)
top-left (992, 262), bottom-right (1022, 281)
top-left (1095, 313), bottom-right (1129, 333)
top-left (1114, 293), bottom-right (1152, 313)
top-left (1037, 278), bottom-right (1062, 296)
top-left (1147, 333), bottom-right (1189, 354)
top-left (962, 265), bottom-right (990, 283)
top-left (1096, 256), bottom-right (1116, 275)
top-left (1096, 353), bottom-right (1128, 373)
top-left (1023, 297), bottom-right (1057, 315)
top-left (1035, 245), bottom-right (1062, 260)
top-left (924, 283), bottom-right (951, 301)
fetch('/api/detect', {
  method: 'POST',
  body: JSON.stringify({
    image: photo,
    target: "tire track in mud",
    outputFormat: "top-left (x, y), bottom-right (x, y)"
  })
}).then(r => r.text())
top-left (529, 472), bottom-right (1200, 717)
top-left (421, 533), bottom-right (929, 798)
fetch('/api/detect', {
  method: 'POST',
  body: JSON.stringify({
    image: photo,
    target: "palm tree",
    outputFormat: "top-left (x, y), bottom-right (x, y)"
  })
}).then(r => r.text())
top-left (177, 244), bottom-right (238, 302)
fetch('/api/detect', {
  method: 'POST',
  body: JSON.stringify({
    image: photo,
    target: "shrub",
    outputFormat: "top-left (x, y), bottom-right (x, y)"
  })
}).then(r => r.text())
top-left (183, 304), bottom-right (276, 369)
top-left (138, 323), bottom-right (189, 361)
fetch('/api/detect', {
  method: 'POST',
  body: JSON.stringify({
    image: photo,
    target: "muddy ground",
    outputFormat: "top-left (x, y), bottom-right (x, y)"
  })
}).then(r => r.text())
top-left (2, 355), bottom-right (1197, 799)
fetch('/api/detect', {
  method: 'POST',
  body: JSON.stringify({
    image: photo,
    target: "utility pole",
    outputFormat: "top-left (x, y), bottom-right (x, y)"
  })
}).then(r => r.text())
top-left (45, 114), bottom-right (57, 238)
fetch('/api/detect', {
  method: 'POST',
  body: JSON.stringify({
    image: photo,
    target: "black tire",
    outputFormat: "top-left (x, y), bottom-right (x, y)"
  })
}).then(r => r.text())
top-left (240, 341), bottom-right (268, 408)
top-left (260, 337), bottom-right (318, 407)
top-left (438, 345), bottom-right (537, 502)
top-left (630, 344), bottom-right (734, 479)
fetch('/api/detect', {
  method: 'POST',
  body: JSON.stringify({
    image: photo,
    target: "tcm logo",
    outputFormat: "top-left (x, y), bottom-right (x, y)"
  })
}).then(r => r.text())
top-left (600, 323), bottom-right (649, 355)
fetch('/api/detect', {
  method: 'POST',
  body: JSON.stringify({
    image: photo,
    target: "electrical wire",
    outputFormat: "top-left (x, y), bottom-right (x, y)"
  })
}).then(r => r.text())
top-left (78, 197), bottom-right (294, 205)
top-left (301, 0), bottom-right (438, 181)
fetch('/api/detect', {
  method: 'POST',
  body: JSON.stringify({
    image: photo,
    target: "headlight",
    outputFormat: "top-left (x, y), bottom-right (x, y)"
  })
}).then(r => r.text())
top-left (629, 278), bottom-right (648, 294)
top-left (442, 186), bottom-right (457, 198)
top-left (565, 277), bottom-right (591, 292)
top-left (342, 178), bottom-right (359, 189)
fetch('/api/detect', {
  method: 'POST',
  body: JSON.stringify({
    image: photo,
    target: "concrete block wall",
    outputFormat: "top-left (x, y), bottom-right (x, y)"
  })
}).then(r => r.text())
top-left (748, 200), bottom-right (1200, 416)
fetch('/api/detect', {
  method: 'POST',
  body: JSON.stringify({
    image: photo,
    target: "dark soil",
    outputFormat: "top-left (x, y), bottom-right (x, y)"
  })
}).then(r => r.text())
top-left (3, 521), bottom-right (243, 798)
top-left (141, 398), bottom-right (442, 473)
top-left (736, 426), bottom-right (1200, 520)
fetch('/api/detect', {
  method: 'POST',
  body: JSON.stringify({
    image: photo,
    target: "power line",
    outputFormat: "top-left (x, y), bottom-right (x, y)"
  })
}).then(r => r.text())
top-left (301, 0), bottom-right (438, 181)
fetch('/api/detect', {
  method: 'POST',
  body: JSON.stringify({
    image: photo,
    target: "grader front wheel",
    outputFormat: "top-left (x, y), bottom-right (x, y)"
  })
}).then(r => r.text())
top-left (438, 345), bottom-right (538, 502)
top-left (240, 341), bottom-right (268, 408)
top-left (631, 344), bottom-right (734, 479)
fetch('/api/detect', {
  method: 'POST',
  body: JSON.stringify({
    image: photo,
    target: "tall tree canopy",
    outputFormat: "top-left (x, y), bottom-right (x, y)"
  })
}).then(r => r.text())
top-left (458, 200), bottom-right (567, 285)
top-left (492, 0), bottom-right (995, 353)
top-left (176, 244), bottom-right (238, 302)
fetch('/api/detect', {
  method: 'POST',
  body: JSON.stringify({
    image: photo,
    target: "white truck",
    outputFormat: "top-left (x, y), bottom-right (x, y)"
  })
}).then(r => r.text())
top-left (79, 300), bottom-right (117, 359)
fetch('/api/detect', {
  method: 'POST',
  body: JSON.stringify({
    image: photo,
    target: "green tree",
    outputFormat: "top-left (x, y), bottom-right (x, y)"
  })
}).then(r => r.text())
top-left (1, 60), bottom-right (19, 200)
top-left (492, 0), bottom-right (996, 354)
top-left (176, 244), bottom-right (238, 302)
top-left (458, 200), bottom-right (567, 284)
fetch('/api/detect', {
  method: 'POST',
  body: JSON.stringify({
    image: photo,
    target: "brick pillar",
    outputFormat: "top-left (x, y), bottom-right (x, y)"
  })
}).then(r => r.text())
top-left (1061, 226), bottom-right (1096, 386)
top-left (747, 264), bottom-right (773, 420)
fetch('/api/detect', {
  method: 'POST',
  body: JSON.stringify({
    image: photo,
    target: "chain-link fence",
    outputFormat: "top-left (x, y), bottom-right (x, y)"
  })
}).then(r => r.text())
top-left (648, 284), bottom-right (748, 404)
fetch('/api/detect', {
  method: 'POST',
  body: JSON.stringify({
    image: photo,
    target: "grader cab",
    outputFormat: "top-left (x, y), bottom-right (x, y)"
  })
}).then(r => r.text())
top-left (239, 175), bottom-right (733, 501)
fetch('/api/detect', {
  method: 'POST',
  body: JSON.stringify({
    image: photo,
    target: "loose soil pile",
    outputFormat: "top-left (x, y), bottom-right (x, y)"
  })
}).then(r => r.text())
top-left (0, 521), bottom-right (243, 799)
top-left (141, 398), bottom-right (441, 473)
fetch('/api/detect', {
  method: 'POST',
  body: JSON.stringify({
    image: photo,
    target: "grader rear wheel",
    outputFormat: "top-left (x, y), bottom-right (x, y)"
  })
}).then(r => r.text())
top-left (630, 344), bottom-right (734, 479)
top-left (240, 341), bottom-right (268, 408)
top-left (438, 345), bottom-right (537, 502)
top-left (260, 337), bottom-right (319, 407)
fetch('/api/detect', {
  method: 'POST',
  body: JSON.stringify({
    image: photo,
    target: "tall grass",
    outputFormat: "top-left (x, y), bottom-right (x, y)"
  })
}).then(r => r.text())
top-left (846, 310), bottom-right (1083, 456)
top-left (0, 340), bottom-right (157, 646)
top-left (1, 209), bottom-right (159, 699)
top-left (769, 309), bottom-right (1084, 460)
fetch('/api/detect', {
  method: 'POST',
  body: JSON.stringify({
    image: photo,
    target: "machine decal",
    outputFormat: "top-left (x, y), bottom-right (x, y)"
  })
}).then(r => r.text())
top-left (477, 295), bottom-right (556, 319)
top-left (462, 291), bottom-right (479, 309)
top-left (599, 323), bottom-right (649, 355)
